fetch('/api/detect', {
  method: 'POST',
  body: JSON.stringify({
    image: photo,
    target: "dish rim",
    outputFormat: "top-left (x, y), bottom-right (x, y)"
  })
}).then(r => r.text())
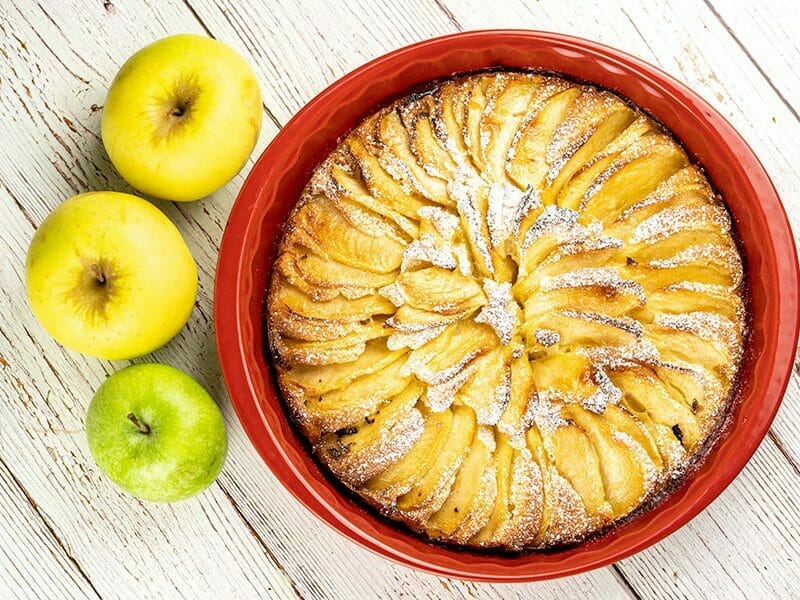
top-left (214, 29), bottom-right (800, 582)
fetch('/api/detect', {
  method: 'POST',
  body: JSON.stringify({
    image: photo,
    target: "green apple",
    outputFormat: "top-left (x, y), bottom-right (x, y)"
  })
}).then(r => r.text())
top-left (101, 34), bottom-right (263, 202)
top-left (26, 191), bottom-right (197, 360)
top-left (86, 363), bottom-right (227, 502)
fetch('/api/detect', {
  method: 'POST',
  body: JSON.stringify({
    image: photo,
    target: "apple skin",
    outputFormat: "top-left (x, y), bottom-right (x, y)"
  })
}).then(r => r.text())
top-left (26, 192), bottom-right (197, 360)
top-left (101, 34), bottom-right (263, 202)
top-left (86, 364), bottom-right (227, 503)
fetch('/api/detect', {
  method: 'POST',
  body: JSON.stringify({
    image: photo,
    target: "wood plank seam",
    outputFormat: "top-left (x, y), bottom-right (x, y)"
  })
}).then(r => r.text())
top-left (181, 0), bottom-right (282, 129)
top-left (0, 456), bottom-right (102, 599)
top-left (704, 0), bottom-right (800, 124)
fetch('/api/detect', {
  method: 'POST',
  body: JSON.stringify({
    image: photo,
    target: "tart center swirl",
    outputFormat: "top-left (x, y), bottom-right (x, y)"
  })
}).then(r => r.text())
top-left (267, 71), bottom-right (746, 550)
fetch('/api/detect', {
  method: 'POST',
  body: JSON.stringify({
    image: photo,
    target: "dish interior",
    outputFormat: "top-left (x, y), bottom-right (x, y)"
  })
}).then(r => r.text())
top-left (264, 69), bottom-right (747, 551)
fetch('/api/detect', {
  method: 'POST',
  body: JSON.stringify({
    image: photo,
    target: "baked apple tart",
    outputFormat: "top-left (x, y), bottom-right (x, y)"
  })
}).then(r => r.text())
top-left (266, 71), bottom-right (746, 550)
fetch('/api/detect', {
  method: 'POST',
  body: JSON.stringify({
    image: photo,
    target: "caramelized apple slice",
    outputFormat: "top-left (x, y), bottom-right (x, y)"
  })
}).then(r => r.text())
top-left (470, 433), bottom-right (516, 546)
top-left (548, 421), bottom-right (610, 517)
top-left (273, 319), bottom-right (388, 366)
top-left (602, 403), bottom-right (664, 471)
top-left (377, 109), bottom-right (451, 205)
top-left (310, 356), bottom-right (413, 433)
top-left (269, 303), bottom-right (368, 342)
top-left (396, 404), bottom-right (476, 517)
top-left (646, 284), bottom-right (743, 323)
top-left (530, 353), bottom-right (598, 400)
top-left (276, 247), bottom-right (397, 301)
top-left (280, 340), bottom-right (405, 396)
top-left (291, 196), bottom-right (404, 273)
top-left (399, 94), bottom-right (458, 180)
top-left (431, 79), bottom-right (474, 167)
top-left (274, 282), bottom-right (395, 322)
top-left (561, 403), bottom-right (645, 517)
top-left (347, 136), bottom-right (429, 219)
top-left (393, 266), bottom-right (485, 315)
top-left (455, 344), bottom-right (512, 425)
top-left (462, 74), bottom-right (505, 172)
top-left (428, 427), bottom-right (497, 541)
top-left (581, 138), bottom-right (688, 224)
top-left (317, 381), bottom-right (425, 486)
top-left (524, 426), bottom-right (554, 543)
top-left (504, 442), bottom-right (545, 548)
top-left (329, 159), bottom-right (420, 239)
top-left (497, 353), bottom-right (535, 436)
top-left (610, 367), bottom-right (701, 451)
top-left (479, 74), bottom-right (539, 182)
top-left (507, 85), bottom-right (582, 190)
top-left (644, 316), bottom-right (738, 382)
top-left (362, 405), bottom-right (453, 503)
top-left (522, 309), bottom-right (641, 351)
top-left (403, 320), bottom-right (496, 385)
top-left (543, 100), bottom-right (636, 202)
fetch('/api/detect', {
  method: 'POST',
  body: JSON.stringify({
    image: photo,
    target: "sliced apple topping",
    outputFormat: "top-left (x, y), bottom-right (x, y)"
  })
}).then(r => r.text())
top-left (268, 71), bottom-right (746, 551)
top-left (396, 404), bottom-right (477, 519)
top-left (428, 426), bottom-right (497, 541)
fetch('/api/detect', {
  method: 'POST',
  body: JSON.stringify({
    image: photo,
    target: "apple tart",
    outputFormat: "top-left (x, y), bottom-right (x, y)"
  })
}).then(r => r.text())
top-left (266, 71), bottom-right (746, 550)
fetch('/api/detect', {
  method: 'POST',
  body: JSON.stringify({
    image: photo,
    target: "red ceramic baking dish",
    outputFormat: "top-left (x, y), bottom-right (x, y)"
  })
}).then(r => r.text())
top-left (215, 30), bottom-right (799, 581)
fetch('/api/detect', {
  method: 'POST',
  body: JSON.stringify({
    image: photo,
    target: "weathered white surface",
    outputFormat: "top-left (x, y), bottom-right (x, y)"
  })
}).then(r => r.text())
top-left (0, 0), bottom-right (797, 598)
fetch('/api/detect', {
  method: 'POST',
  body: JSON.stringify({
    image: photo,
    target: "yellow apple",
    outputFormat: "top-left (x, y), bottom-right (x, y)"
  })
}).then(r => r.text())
top-left (26, 192), bottom-right (198, 360)
top-left (101, 34), bottom-right (263, 202)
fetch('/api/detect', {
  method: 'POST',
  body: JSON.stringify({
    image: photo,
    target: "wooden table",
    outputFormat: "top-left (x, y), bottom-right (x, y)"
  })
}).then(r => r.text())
top-left (2, 1), bottom-right (799, 598)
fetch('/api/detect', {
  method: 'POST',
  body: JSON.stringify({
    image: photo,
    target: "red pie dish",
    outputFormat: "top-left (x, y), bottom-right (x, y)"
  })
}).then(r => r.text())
top-left (215, 30), bottom-right (799, 581)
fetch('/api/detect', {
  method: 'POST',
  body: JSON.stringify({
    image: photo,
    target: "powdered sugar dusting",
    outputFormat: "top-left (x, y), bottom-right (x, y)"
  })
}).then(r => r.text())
top-left (474, 279), bottom-right (519, 345)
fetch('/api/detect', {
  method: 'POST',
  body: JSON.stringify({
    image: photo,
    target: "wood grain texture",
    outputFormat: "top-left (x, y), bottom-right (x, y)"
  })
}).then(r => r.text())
top-left (0, 0), bottom-right (798, 598)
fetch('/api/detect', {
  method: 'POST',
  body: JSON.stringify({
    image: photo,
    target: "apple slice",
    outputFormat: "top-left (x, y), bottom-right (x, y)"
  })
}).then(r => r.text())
top-left (403, 320), bottom-right (496, 385)
top-left (272, 319), bottom-right (388, 366)
top-left (479, 74), bottom-right (539, 182)
top-left (268, 293), bottom-right (373, 342)
top-left (524, 426), bottom-right (560, 544)
top-left (609, 367), bottom-right (701, 451)
top-left (530, 353), bottom-right (598, 400)
top-left (543, 101), bottom-right (636, 203)
top-left (602, 403), bottom-right (664, 470)
top-left (291, 196), bottom-right (405, 274)
top-left (327, 157), bottom-right (420, 239)
top-left (522, 310), bottom-right (640, 351)
top-left (463, 74), bottom-right (504, 172)
top-left (377, 109), bottom-right (451, 206)
top-left (280, 340), bottom-right (406, 396)
top-left (399, 94), bottom-right (458, 180)
top-left (396, 404), bottom-right (477, 518)
top-left (548, 421), bottom-right (610, 517)
top-left (273, 282), bottom-right (395, 322)
top-left (431, 80), bottom-right (473, 166)
top-left (317, 380), bottom-right (424, 486)
top-left (504, 443), bottom-right (545, 549)
top-left (497, 353), bottom-right (536, 437)
top-left (454, 344), bottom-right (512, 425)
top-left (561, 404), bottom-right (645, 517)
top-left (428, 426), bottom-right (497, 541)
top-left (347, 136), bottom-right (429, 219)
top-left (646, 285), bottom-right (743, 323)
top-left (644, 320), bottom-right (735, 383)
top-left (394, 266), bottom-right (486, 315)
top-left (507, 86), bottom-right (582, 191)
top-left (306, 355), bottom-right (413, 434)
top-left (275, 247), bottom-right (396, 301)
top-left (470, 433), bottom-right (516, 546)
top-left (362, 405), bottom-right (453, 503)
top-left (581, 138), bottom-right (688, 224)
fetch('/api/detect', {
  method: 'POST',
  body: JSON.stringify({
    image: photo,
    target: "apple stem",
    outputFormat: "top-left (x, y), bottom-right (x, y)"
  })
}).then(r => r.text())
top-left (90, 263), bottom-right (106, 285)
top-left (127, 412), bottom-right (150, 434)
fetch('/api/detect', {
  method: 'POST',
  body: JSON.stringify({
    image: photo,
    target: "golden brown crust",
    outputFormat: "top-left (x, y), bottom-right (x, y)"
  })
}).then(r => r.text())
top-left (266, 71), bottom-right (747, 550)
